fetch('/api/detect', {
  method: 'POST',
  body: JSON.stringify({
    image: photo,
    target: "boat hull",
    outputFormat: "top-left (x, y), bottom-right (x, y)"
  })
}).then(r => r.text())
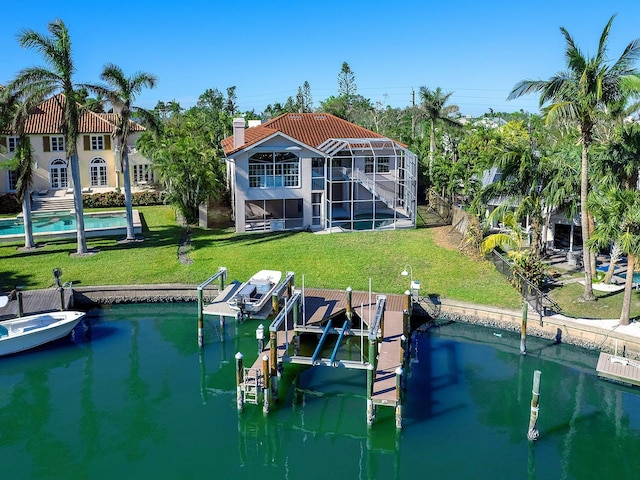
top-left (0, 311), bottom-right (85, 357)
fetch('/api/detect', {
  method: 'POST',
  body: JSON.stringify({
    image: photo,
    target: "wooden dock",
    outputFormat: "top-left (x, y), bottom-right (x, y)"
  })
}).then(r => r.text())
top-left (0, 288), bottom-right (74, 321)
top-left (596, 352), bottom-right (640, 386)
top-left (242, 288), bottom-right (410, 425)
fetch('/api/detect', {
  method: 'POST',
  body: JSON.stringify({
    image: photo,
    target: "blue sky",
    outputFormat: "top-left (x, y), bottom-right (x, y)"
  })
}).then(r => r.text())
top-left (2, 1), bottom-right (640, 118)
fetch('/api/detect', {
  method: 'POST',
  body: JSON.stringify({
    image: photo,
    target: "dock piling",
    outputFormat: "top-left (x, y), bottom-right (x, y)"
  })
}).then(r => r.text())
top-left (256, 324), bottom-right (265, 354)
top-left (520, 301), bottom-right (528, 355)
top-left (235, 352), bottom-right (244, 411)
top-left (17, 291), bottom-right (23, 317)
top-left (395, 367), bottom-right (403, 429)
top-left (367, 363), bottom-right (375, 426)
top-left (262, 355), bottom-right (270, 414)
top-left (527, 370), bottom-right (541, 440)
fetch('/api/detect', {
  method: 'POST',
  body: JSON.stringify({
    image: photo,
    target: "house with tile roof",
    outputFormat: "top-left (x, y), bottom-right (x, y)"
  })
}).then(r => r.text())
top-left (0, 94), bottom-right (154, 196)
top-left (221, 113), bottom-right (418, 233)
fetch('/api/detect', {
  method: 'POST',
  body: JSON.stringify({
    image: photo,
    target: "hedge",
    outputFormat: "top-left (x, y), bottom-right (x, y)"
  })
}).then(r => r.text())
top-left (0, 193), bottom-right (20, 214)
top-left (82, 190), bottom-right (167, 208)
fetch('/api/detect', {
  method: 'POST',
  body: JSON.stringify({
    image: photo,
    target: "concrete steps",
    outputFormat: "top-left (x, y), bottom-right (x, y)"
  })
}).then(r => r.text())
top-left (31, 195), bottom-right (75, 213)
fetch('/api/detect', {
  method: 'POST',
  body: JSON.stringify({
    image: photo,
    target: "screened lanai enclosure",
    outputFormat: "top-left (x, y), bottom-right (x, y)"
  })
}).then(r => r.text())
top-left (319, 138), bottom-right (417, 231)
top-left (242, 137), bottom-right (417, 232)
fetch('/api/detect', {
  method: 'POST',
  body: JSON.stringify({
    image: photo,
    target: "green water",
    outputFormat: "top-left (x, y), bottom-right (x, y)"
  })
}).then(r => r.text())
top-left (1, 303), bottom-right (639, 479)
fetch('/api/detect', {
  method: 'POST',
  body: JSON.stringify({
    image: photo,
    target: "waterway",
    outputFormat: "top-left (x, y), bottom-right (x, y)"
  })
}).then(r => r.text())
top-left (1, 303), bottom-right (639, 479)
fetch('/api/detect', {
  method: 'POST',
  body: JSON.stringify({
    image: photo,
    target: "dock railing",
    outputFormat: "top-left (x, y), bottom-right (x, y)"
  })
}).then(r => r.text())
top-left (197, 267), bottom-right (227, 346)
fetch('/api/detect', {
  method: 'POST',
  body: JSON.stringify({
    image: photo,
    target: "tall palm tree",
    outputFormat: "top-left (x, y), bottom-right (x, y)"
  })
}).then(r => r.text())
top-left (9, 19), bottom-right (88, 255)
top-left (508, 15), bottom-right (640, 301)
top-left (86, 64), bottom-right (158, 241)
top-left (418, 86), bottom-right (461, 176)
top-left (0, 90), bottom-right (39, 249)
top-left (588, 187), bottom-right (640, 325)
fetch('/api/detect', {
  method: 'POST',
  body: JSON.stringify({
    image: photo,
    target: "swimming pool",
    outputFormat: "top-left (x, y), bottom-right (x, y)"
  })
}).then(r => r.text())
top-left (0, 209), bottom-right (142, 241)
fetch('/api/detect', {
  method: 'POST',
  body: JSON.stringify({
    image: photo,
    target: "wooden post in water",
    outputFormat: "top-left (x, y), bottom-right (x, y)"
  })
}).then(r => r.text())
top-left (527, 370), bottom-right (541, 441)
top-left (262, 355), bottom-right (270, 414)
top-left (367, 363), bottom-right (375, 426)
top-left (17, 291), bottom-right (23, 317)
top-left (346, 287), bottom-right (353, 326)
top-left (404, 290), bottom-right (412, 316)
top-left (395, 367), bottom-right (403, 429)
top-left (269, 330), bottom-right (278, 401)
top-left (235, 352), bottom-right (244, 411)
top-left (59, 287), bottom-right (65, 311)
top-left (520, 301), bottom-right (528, 355)
top-left (271, 293), bottom-right (279, 316)
top-left (197, 287), bottom-right (204, 347)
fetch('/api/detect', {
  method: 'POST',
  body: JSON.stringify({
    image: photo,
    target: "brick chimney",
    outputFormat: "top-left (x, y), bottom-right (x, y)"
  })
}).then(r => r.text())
top-left (233, 118), bottom-right (245, 149)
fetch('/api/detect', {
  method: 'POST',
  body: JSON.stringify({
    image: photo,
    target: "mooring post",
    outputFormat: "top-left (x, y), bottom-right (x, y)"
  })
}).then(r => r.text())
top-left (404, 290), bottom-right (412, 316)
top-left (17, 291), bottom-right (23, 317)
top-left (256, 324), bottom-right (265, 354)
top-left (59, 287), bottom-right (65, 311)
top-left (346, 287), bottom-right (353, 326)
top-left (262, 355), bottom-right (270, 414)
top-left (395, 367), bottom-right (403, 429)
top-left (197, 287), bottom-right (204, 347)
top-left (402, 309), bottom-right (410, 339)
top-left (527, 370), bottom-right (542, 441)
top-left (269, 330), bottom-right (278, 401)
top-left (235, 352), bottom-right (244, 411)
top-left (271, 293), bottom-right (279, 315)
top-left (520, 300), bottom-right (528, 355)
top-left (367, 363), bottom-right (375, 426)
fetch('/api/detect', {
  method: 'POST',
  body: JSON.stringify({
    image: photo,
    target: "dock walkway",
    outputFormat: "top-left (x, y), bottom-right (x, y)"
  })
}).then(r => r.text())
top-left (596, 352), bottom-right (640, 386)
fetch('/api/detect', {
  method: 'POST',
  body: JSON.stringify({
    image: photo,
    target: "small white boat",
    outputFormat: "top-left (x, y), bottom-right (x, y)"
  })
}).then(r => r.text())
top-left (0, 310), bottom-right (85, 357)
top-left (227, 270), bottom-right (282, 314)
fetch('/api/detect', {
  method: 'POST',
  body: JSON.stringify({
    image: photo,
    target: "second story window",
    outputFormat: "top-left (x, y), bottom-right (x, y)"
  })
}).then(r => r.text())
top-left (50, 136), bottom-right (65, 152)
top-left (7, 137), bottom-right (19, 153)
top-left (91, 135), bottom-right (104, 150)
top-left (249, 151), bottom-right (299, 188)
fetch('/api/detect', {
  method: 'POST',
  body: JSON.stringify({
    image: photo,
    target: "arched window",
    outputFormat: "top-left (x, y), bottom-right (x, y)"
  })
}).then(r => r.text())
top-left (50, 159), bottom-right (68, 189)
top-left (90, 157), bottom-right (108, 187)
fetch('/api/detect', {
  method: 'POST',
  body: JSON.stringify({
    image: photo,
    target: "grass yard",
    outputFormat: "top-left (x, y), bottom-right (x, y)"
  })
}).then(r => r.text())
top-left (548, 281), bottom-right (640, 320)
top-left (0, 205), bottom-right (522, 310)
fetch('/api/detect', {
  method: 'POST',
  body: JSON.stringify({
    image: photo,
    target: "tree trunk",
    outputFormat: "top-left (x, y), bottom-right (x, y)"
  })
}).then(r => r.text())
top-left (121, 143), bottom-right (136, 241)
top-left (588, 212), bottom-right (597, 277)
top-left (604, 242), bottom-right (621, 284)
top-left (69, 152), bottom-right (88, 255)
top-left (429, 118), bottom-right (436, 176)
top-left (620, 254), bottom-right (635, 326)
top-left (22, 192), bottom-right (35, 249)
top-left (580, 140), bottom-right (595, 300)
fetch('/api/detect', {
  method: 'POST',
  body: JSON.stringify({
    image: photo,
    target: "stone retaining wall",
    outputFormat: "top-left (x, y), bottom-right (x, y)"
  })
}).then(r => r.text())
top-left (438, 301), bottom-right (640, 360)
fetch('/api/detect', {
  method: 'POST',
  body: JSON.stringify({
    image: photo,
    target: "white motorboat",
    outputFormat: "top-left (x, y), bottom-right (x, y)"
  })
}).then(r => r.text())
top-left (227, 270), bottom-right (282, 314)
top-left (0, 310), bottom-right (85, 357)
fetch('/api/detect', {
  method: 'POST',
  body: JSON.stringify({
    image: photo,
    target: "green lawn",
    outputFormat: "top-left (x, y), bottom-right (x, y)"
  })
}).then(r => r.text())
top-left (548, 281), bottom-right (640, 320)
top-left (0, 205), bottom-right (522, 309)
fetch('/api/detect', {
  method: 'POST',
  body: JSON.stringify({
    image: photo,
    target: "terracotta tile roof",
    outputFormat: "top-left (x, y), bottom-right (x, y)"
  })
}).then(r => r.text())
top-left (101, 113), bottom-right (146, 132)
top-left (2, 93), bottom-right (144, 135)
top-left (222, 113), bottom-right (395, 156)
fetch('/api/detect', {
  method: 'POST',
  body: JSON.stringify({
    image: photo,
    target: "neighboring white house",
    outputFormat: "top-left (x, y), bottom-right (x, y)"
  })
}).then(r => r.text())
top-left (221, 113), bottom-right (418, 233)
top-left (0, 93), bottom-right (154, 195)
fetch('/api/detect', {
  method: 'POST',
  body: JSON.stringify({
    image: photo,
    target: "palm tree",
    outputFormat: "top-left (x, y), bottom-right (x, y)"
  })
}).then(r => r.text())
top-left (0, 90), bottom-right (38, 249)
top-left (418, 86), bottom-right (461, 176)
top-left (508, 15), bottom-right (640, 301)
top-left (9, 19), bottom-right (88, 255)
top-left (86, 64), bottom-right (158, 241)
top-left (588, 187), bottom-right (640, 325)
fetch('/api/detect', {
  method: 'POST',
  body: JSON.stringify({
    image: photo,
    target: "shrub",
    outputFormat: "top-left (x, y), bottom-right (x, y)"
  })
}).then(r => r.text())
top-left (0, 193), bottom-right (20, 214)
top-left (83, 190), bottom-right (166, 209)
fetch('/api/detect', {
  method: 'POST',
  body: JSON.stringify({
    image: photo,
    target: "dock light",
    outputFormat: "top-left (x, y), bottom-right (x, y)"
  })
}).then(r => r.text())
top-left (400, 265), bottom-right (420, 298)
top-left (256, 324), bottom-right (265, 353)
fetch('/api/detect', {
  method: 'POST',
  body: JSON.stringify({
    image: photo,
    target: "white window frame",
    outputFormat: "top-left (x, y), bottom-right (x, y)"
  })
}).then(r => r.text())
top-left (90, 135), bottom-right (104, 150)
top-left (249, 151), bottom-right (300, 188)
top-left (7, 137), bottom-right (19, 153)
top-left (89, 157), bottom-right (108, 187)
top-left (7, 170), bottom-right (18, 191)
top-left (51, 136), bottom-right (65, 152)
top-left (50, 158), bottom-right (68, 189)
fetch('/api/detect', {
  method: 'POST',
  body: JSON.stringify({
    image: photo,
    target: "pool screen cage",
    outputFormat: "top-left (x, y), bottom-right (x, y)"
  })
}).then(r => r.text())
top-left (316, 137), bottom-right (418, 232)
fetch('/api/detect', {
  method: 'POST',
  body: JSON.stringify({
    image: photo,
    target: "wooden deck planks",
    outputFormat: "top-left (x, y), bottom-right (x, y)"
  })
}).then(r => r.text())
top-left (372, 311), bottom-right (404, 405)
top-left (0, 288), bottom-right (73, 320)
top-left (596, 352), bottom-right (640, 386)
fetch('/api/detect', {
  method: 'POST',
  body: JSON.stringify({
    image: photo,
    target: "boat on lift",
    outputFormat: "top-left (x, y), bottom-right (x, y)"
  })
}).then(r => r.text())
top-left (227, 270), bottom-right (282, 314)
